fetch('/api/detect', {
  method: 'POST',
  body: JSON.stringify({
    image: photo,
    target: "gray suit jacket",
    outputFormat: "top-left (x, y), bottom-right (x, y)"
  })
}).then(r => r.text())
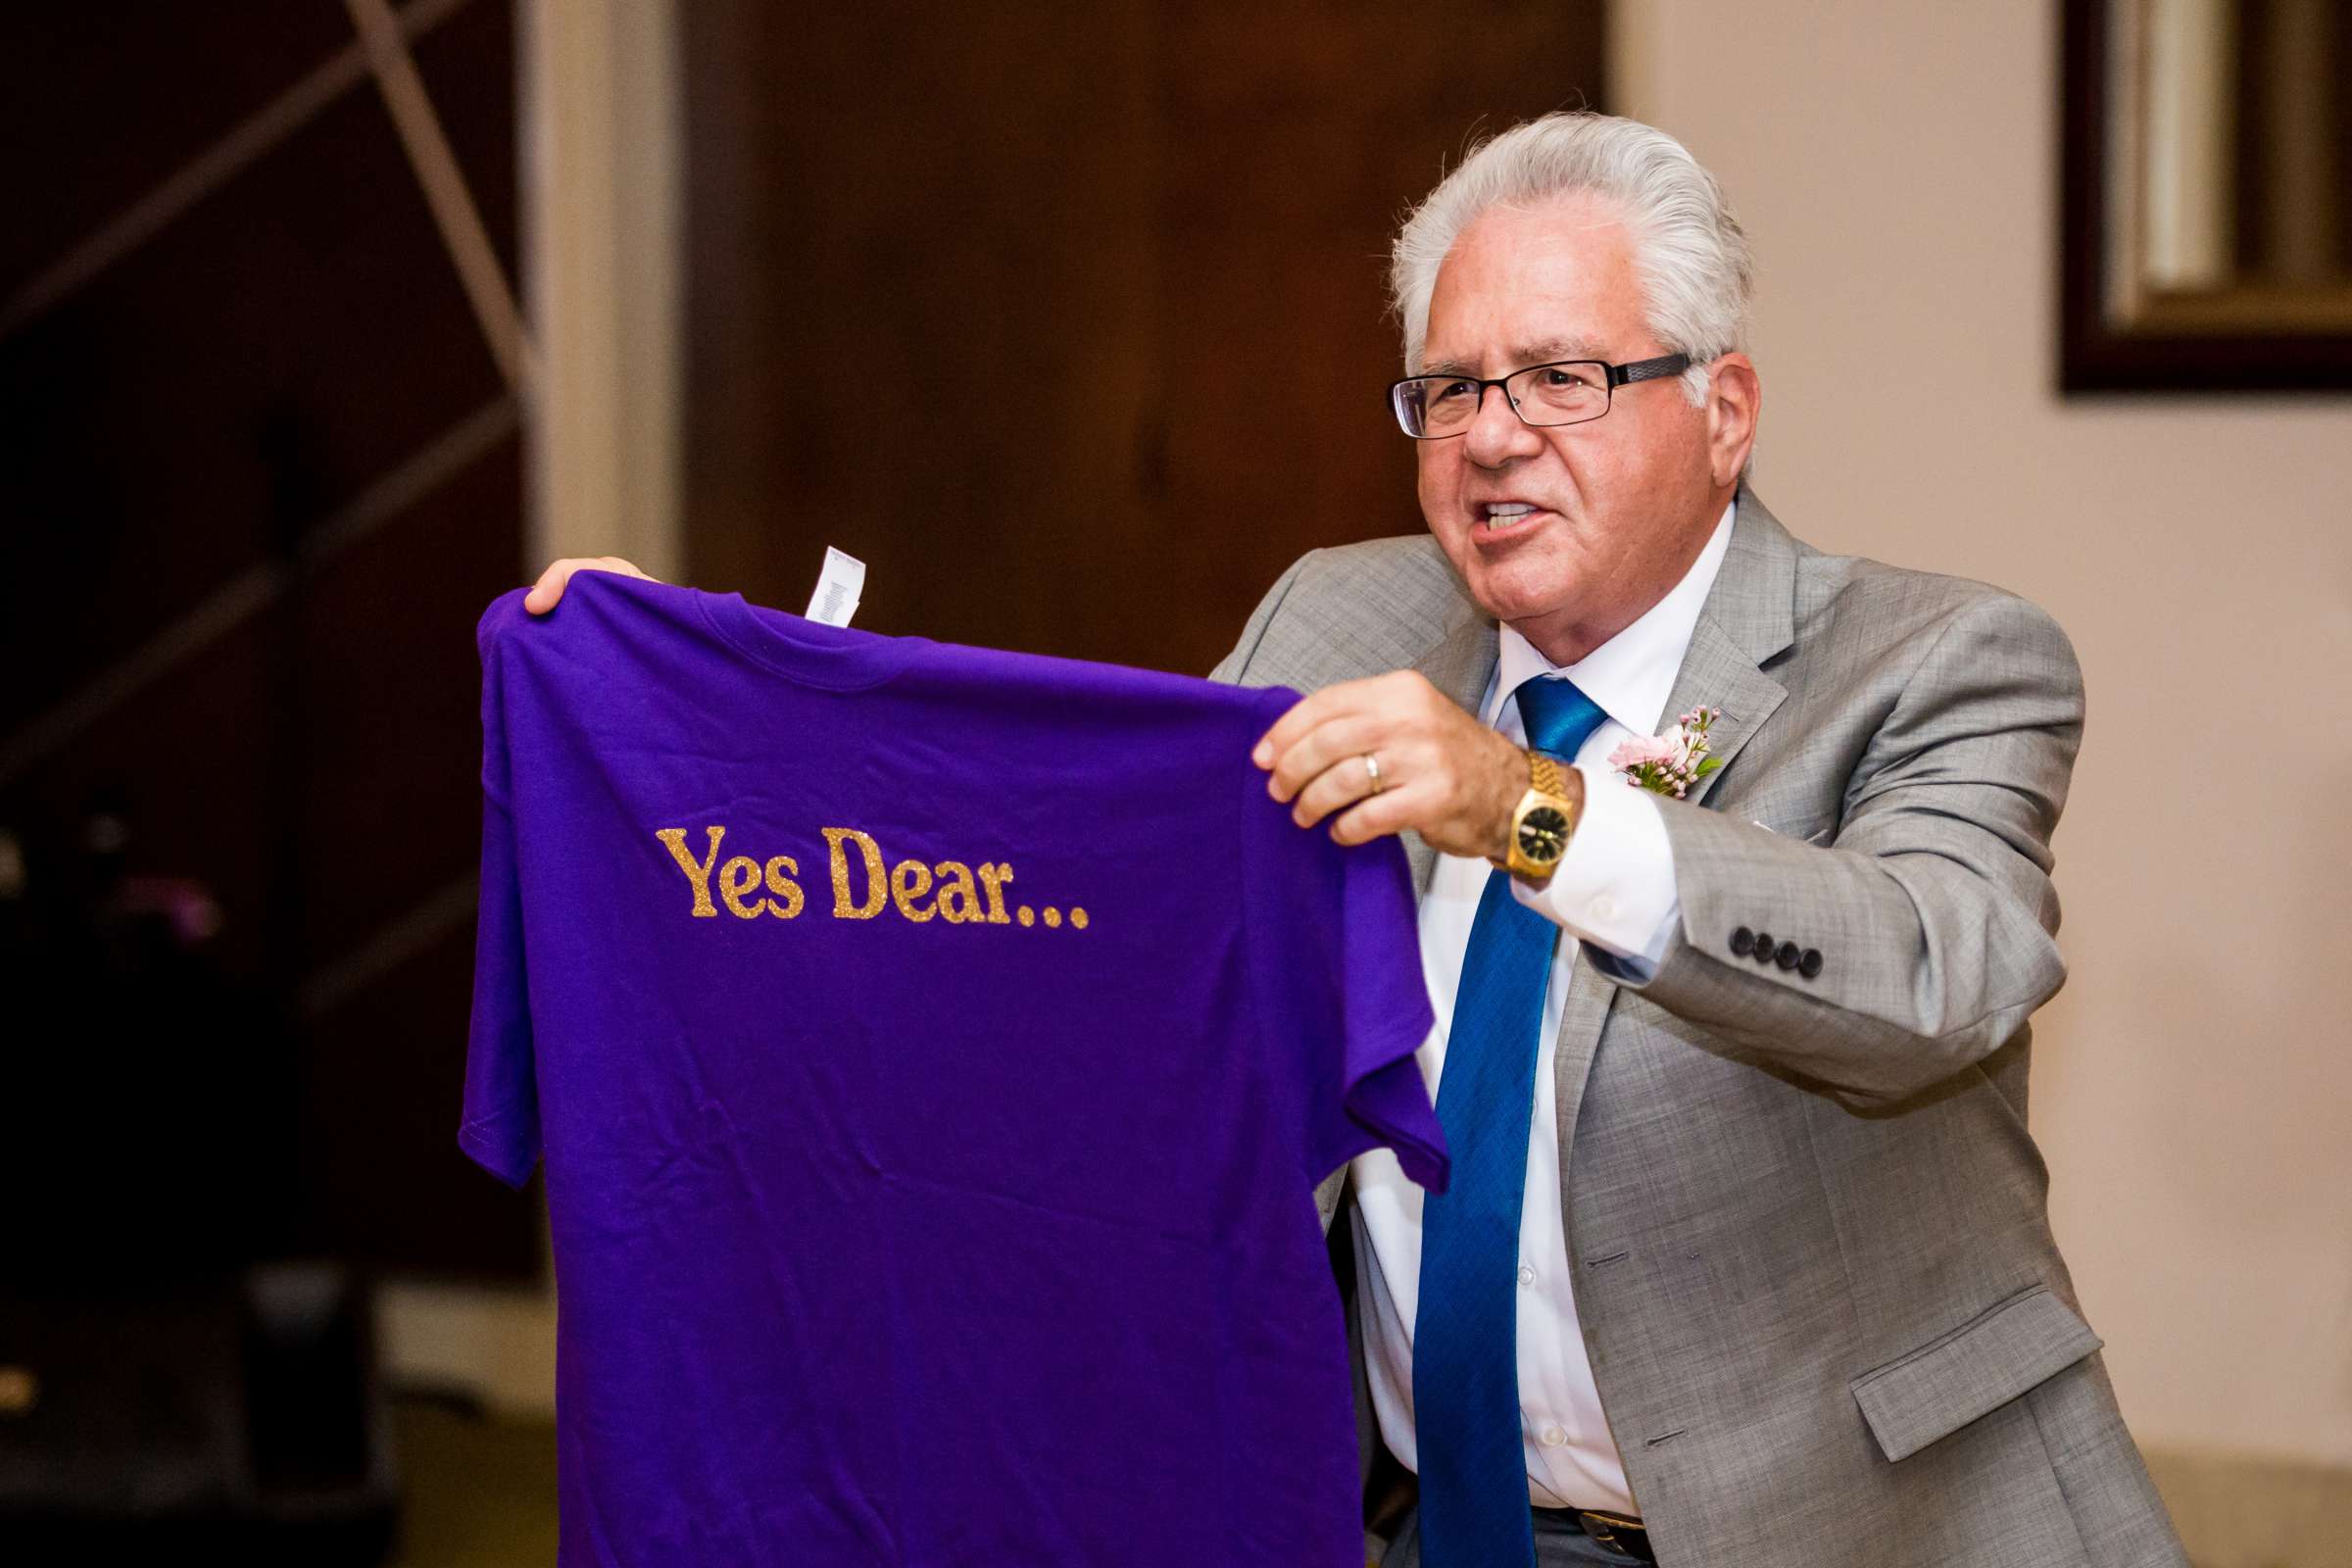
top-left (1210, 488), bottom-right (2186, 1568)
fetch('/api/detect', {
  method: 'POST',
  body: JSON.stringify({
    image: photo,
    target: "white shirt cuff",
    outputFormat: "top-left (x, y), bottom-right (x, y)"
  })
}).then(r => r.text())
top-left (1508, 765), bottom-right (1681, 973)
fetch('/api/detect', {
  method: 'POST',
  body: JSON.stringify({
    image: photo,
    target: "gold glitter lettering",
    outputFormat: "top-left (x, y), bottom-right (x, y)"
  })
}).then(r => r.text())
top-left (660, 825), bottom-right (1084, 934)
top-left (890, 859), bottom-right (937, 922)
top-left (976, 861), bottom-right (1014, 923)
top-left (933, 860), bottom-right (982, 924)
top-left (823, 827), bottom-right (887, 918)
top-left (655, 826), bottom-right (725, 917)
top-left (763, 856), bottom-right (805, 919)
top-left (718, 857), bottom-right (764, 918)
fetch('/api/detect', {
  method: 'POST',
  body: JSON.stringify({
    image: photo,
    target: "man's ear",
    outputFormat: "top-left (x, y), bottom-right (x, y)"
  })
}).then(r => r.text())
top-left (1705, 354), bottom-right (1761, 488)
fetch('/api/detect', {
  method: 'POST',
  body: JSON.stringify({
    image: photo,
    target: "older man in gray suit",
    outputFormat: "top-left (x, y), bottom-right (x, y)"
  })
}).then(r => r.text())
top-left (1228, 115), bottom-right (2187, 1567)
top-left (523, 110), bottom-right (2186, 1568)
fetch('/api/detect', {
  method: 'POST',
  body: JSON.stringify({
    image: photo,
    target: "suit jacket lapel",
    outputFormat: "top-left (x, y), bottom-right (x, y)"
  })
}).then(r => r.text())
top-left (1548, 486), bottom-right (1799, 1151)
top-left (1660, 483), bottom-right (1797, 808)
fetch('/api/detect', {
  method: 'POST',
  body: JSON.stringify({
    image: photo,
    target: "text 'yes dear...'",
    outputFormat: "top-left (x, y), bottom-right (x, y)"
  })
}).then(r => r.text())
top-left (655, 826), bottom-right (1089, 929)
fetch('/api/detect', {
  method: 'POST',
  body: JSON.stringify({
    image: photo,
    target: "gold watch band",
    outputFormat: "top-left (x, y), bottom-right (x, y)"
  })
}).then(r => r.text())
top-left (1526, 752), bottom-right (1569, 801)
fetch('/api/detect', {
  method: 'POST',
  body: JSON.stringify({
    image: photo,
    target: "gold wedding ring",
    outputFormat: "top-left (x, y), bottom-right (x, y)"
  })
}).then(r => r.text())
top-left (1362, 752), bottom-right (1386, 794)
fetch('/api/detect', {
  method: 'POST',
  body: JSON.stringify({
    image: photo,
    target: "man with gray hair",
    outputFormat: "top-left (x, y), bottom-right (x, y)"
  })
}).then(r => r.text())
top-left (1234, 112), bottom-right (2187, 1567)
top-left (527, 111), bottom-right (2185, 1568)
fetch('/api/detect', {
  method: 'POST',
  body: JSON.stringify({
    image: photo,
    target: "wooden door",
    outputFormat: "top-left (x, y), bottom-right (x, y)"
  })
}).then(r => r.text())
top-left (682, 1), bottom-right (1610, 673)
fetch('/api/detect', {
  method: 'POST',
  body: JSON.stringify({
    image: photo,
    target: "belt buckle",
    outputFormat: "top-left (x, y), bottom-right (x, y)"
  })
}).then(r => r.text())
top-left (1575, 1509), bottom-right (1645, 1560)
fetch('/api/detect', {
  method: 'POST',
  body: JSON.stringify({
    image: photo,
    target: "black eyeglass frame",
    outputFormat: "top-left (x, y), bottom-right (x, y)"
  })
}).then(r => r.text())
top-left (1387, 352), bottom-right (1694, 439)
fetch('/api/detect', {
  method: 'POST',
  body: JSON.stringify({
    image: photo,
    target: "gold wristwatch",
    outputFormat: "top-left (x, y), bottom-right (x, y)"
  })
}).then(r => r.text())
top-left (1493, 751), bottom-right (1580, 884)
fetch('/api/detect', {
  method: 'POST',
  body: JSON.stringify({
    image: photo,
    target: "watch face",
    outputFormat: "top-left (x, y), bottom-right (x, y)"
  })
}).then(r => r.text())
top-left (1518, 806), bottom-right (1570, 863)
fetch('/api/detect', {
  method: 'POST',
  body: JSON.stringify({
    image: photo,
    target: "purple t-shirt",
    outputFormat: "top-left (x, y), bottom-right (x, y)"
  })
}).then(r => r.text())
top-left (462, 574), bottom-right (1445, 1567)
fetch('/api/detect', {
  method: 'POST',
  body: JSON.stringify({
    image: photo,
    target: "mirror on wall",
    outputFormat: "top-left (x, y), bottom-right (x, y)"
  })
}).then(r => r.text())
top-left (2062, 0), bottom-right (2352, 389)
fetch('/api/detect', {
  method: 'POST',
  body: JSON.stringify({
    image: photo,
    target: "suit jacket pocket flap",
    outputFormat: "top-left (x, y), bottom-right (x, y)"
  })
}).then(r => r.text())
top-left (1849, 1286), bottom-right (2102, 1462)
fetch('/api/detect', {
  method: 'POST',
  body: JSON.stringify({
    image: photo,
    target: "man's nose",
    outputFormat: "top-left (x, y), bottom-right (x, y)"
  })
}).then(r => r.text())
top-left (1463, 384), bottom-right (1542, 467)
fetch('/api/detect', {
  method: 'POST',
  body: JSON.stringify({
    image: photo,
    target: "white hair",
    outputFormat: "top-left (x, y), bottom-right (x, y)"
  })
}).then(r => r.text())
top-left (1390, 113), bottom-right (1753, 406)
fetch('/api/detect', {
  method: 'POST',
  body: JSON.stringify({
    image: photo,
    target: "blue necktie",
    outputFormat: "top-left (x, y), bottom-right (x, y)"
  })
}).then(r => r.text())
top-left (1412, 675), bottom-right (1608, 1568)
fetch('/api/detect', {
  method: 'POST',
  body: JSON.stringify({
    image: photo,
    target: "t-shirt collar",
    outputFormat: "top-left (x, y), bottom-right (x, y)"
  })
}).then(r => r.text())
top-left (1488, 498), bottom-right (1738, 738)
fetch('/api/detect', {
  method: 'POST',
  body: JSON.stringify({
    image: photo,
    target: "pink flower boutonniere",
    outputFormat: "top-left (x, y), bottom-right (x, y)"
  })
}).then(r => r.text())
top-left (1608, 707), bottom-right (1726, 799)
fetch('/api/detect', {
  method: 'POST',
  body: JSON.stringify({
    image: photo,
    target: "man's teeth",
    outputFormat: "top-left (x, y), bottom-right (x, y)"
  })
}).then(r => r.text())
top-left (1485, 503), bottom-right (1536, 529)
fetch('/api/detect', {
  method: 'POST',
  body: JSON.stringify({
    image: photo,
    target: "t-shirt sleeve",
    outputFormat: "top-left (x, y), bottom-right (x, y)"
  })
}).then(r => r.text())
top-left (1242, 691), bottom-right (1446, 1194)
top-left (459, 599), bottom-right (542, 1189)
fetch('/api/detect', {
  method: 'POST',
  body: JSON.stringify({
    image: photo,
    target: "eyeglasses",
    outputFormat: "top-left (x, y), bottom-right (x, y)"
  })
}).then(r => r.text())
top-left (1388, 353), bottom-right (1692, 439)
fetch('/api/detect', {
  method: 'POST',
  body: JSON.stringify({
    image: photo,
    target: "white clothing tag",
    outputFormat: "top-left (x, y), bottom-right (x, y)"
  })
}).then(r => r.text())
top-left (804, 546), bottom-right (866, 627)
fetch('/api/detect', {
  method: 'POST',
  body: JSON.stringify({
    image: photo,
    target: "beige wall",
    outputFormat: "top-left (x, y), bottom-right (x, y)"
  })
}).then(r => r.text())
top-left (1616, 0), bottom-right (2352, 1473)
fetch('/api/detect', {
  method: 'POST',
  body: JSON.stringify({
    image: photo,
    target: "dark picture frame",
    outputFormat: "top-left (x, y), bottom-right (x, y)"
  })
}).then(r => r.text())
top-left (2060, 0), bottom-right (2352, 392)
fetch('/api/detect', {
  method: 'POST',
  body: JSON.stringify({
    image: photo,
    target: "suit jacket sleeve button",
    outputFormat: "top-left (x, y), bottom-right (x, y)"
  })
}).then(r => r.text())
top-left (1750, 931), bottom-right (1774, 964)
top-left (1799, 948), bottom-right (1824, 979)
top-left (1775, 940), bottom-right (1801, 970)
top-left (1731, 926), bottom-right (1754, 956)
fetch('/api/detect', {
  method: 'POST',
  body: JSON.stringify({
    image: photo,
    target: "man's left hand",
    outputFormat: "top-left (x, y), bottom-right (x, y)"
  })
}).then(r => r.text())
top-left (1251, 671), bottom-right (1533, 858)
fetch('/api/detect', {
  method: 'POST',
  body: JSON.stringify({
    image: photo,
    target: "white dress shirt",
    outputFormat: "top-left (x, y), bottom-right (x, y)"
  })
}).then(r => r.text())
top-left (1349, 501), bottom-right (1736, 1514)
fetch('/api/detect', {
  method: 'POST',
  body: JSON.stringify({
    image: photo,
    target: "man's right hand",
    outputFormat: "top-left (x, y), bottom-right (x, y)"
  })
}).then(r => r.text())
top-left (523, 557), bottom-right (659, 614)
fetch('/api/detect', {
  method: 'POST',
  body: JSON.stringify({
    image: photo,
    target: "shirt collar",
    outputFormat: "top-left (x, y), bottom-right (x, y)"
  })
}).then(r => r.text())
top-left (1489, 499), bottom-right (1738, 737)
